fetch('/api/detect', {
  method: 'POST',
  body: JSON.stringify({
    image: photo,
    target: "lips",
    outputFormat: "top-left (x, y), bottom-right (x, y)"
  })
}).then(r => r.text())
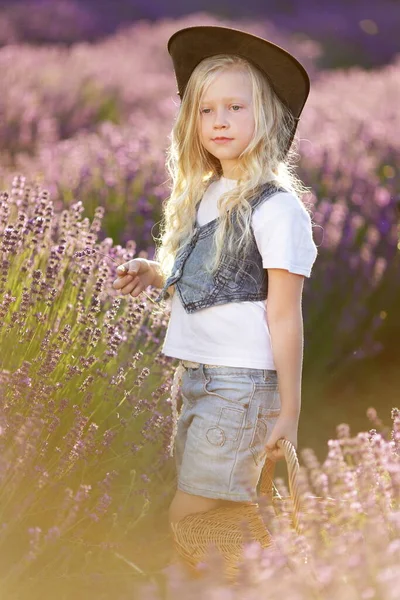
top-left (213, 137), bottom-right (233, 140)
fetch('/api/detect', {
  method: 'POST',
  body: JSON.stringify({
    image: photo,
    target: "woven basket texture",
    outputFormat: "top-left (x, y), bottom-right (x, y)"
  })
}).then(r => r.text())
top-left (171, 438), bottom-right (336, 583)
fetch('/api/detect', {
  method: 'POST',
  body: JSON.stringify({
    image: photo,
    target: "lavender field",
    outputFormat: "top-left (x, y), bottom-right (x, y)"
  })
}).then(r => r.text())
top-left (0, 8), bottom-right (399, 600)
top-left (0, 0), bottom-right (399, 68)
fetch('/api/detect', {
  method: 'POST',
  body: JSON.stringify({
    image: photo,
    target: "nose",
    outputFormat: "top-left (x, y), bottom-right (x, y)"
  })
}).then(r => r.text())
top-left (213, 107), bottom-right (230, 128)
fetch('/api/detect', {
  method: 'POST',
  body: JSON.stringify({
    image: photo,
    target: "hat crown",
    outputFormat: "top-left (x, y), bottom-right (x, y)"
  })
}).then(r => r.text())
top-left (167, 25), bottom-right (310, 156)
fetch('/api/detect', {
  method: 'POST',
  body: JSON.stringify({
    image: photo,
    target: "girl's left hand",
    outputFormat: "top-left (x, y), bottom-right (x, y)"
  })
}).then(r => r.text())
top-left (264, 414), bottom-right (299, 462)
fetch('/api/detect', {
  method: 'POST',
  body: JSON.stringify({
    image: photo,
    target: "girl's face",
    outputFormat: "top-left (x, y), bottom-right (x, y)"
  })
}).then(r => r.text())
top-left (198, 68), bottom-right (255, 180)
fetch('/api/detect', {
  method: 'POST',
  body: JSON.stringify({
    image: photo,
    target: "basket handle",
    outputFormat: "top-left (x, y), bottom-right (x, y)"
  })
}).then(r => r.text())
top-left (258, 438), bottom-right (303, 533)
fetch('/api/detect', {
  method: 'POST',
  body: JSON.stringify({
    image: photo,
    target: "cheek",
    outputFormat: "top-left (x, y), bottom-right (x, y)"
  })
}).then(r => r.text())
top-left (199, 123), bottom-right (209, 144)
top-left (242, 115), bottom-right (255, 140)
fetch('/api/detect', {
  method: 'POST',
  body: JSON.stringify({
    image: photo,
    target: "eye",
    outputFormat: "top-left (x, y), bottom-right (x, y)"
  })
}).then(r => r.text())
top-left (200, 105), bottom-right (242, 114)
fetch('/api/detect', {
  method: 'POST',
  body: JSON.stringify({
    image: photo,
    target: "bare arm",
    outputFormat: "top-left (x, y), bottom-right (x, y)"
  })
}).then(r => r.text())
top-left (265, 269), bottom-right (305, 421)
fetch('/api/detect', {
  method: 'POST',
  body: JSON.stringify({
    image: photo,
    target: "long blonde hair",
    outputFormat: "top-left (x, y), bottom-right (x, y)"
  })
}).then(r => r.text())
top-left (153, 54), bottom-right (311, 284)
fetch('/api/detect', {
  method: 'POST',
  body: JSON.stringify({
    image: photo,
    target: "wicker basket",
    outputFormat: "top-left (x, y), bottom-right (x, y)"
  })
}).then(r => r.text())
top-left (171, 438), bottom-right (336, 583)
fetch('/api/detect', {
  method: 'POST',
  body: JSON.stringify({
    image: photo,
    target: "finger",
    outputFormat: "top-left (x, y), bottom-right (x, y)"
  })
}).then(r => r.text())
top-left (120, 277), bottom-right (140, 295)
top-left (114, 275), bottom-right (136, 294)
top-left (118, 259), bottom-right (140, 274)
top-left (269, 452), bottom-right (283, 463)
top-left (265, 447), bottom-right (281, 460)
top-left (113, 274), bottom-right (135, 289)
top-left (129, 280), bottom-right (143, 297)
top-left (117, 264), bottom-right (129, 275)
top-left (117, 264), bottom-right (138, 277)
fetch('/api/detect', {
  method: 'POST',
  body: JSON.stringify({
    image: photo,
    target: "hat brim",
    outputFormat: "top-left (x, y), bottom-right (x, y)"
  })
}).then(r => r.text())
top-left (168, 25), bottom-right (310, 121)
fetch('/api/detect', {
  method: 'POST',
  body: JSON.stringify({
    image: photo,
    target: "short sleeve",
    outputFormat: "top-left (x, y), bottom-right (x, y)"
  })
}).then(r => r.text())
top-left (252, 193), bottom-right (318, 278)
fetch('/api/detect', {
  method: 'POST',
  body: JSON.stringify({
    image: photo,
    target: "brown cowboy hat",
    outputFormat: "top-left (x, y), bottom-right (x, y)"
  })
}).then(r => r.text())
top-left (167, 25), bottom-right (311, 156)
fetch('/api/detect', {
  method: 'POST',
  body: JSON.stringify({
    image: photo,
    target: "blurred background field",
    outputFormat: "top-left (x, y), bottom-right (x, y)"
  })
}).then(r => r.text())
top-left (0, 1), bottom-right (399, 598)
top-left (0, 0), bottom-right (399, 69)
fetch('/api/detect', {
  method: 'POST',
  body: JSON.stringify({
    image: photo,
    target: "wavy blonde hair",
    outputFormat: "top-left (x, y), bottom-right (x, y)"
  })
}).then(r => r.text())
top-left (153, 54), bottom-right (311, 284)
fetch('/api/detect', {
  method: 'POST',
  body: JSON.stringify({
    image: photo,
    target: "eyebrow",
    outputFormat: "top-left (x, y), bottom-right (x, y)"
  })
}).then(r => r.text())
top-left (200, 97), bottom-right (246, 103)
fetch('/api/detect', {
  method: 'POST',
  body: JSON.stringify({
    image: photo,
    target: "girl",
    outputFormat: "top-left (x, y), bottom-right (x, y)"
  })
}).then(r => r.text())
top-left (113, 26), bottom-right (317, 531)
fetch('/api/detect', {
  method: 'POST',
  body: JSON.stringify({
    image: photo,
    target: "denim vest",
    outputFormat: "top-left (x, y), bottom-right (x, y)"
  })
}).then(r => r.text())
top-left (154, 181), bottom-right (288, 313)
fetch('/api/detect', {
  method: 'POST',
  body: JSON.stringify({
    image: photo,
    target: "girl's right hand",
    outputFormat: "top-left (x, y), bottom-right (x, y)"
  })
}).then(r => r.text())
top-left (112, 258), bottom-right (155, 298)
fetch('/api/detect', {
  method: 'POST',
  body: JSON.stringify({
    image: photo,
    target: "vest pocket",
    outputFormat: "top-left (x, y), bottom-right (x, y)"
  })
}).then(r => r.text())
top-left (214, 255), bottom-right (251, 291)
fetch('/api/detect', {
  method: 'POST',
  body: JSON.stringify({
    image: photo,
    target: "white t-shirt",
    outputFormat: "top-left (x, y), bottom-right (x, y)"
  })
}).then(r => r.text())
top-left (160, 176), bottom-right (318, 369)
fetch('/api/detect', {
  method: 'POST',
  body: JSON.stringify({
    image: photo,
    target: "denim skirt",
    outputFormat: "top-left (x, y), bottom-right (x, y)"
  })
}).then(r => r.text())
top-left (174, 361), bottom-right (281, 503)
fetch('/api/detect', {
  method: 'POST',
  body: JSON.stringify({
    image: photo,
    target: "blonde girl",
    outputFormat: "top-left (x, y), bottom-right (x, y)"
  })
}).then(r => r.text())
top-left (113, 26), bottom-right (317, 537)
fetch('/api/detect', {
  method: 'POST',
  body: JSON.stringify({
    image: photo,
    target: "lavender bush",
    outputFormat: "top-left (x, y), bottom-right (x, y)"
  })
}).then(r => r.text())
top-left (0, 175), bottom-right (178, 599)
top-left (268, 0), bottom-right (400, 69)
top-left (0, 0), bottom-right (399, 69)
top-left (138, 408), bottom-right (400, 599)
top-left (297, 56), bottom-right (400, 379)
top-left (2, 46), bottom-right (398, 377)
top-left (12, 120), bottom-right (169, 256)
top-left (0, 11), bottom-right (399, 597)
top-left (0, 14), bottom-right (317, 163)
top-left (0, 0), bottom-right (102, 45)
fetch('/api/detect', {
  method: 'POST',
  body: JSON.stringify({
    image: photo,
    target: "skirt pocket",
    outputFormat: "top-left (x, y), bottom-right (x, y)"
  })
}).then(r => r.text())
top-left (249, 409), bottom-right (281, 467)
top-left (249, 385), bottom-right (281, 467)
top-left (203, 373), bottom-right (254, 409)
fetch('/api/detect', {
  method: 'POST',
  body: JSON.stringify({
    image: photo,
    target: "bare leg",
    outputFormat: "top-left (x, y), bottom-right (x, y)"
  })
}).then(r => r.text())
top-left (168, 490), bottom-right (253, 578)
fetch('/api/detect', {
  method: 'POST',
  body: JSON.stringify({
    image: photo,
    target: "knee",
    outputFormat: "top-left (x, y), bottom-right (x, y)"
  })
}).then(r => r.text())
top-left (168, 497), bottom-right (182, 527)
top-left (168, 494), bottom-right (195, 527)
